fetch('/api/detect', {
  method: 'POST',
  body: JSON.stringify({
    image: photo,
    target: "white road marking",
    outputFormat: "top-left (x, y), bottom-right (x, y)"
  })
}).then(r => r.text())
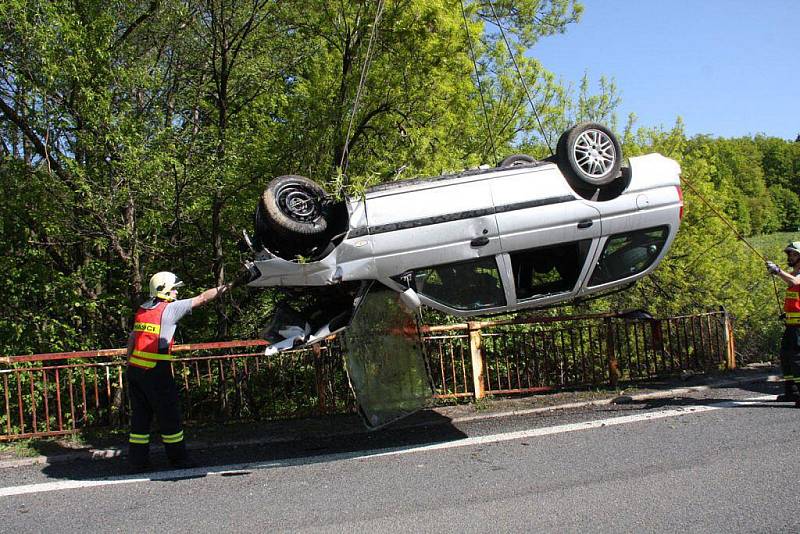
top-left (0, 395), bottom-right (777, 497)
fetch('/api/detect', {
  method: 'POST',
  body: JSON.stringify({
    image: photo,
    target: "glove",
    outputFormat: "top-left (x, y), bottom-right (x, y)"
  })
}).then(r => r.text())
top-left (766, 261), bottom-right (781, 276)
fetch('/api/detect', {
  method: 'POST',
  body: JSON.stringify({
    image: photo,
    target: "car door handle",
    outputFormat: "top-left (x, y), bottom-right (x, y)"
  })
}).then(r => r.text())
top-left (577, 219), bottom-right (594, 229)
top-left (470, 236), bottom-right (490, 247)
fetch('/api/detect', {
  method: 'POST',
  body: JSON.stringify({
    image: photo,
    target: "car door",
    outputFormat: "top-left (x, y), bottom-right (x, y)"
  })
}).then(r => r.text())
top-left (366, 174), bottom-right (501, 277)
top-left (489, 164), bottom-right (603, 252)
top-left (489, 165), bottom-right (603, 308)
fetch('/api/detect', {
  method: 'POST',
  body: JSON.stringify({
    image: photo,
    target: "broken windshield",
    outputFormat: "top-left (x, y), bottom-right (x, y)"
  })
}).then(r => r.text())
top-left (342, 284), bottom-right (433, 429)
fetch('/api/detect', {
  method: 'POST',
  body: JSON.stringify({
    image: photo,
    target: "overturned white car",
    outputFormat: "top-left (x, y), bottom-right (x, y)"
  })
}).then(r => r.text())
top-left (242, 122), bottom-right (683, 428)
top-left (244, 122), bottom-right (683, 320)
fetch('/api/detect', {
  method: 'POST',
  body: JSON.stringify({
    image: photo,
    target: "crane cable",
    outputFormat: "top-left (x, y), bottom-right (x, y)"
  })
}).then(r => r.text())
top-left (484, 0), bottom-right (554, 156)
top-left (459, 0), bottom-right (499, 165)
top-left (339, 0), bottom-right (386, 183)
top-left (680, 177), bottom-right (784, 314)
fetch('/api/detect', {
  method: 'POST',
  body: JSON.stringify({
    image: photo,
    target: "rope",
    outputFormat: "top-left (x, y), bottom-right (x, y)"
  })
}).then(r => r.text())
top-left (339, 0), bottom-right (386, 181)
top-left (680, 176), bottom-right (783, 313)
top-left (460, 0), bottom-right (499, 165)
top-left (484, 0), bottom-right (554, 156)
top-left (681, 179), bottom-right (765, 261)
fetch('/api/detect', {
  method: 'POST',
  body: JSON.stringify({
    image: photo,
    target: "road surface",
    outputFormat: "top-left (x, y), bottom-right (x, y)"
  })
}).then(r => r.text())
top-left (1, 379), bottom-right (797, 532)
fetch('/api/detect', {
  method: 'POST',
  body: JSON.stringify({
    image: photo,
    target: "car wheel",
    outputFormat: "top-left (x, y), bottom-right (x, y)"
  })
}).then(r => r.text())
top-left (557, 122), bottom-right (622, 187)
top-left (498, 154), bottom-right (536, 168)
top-left (260, 175), bottom-right (329, 240)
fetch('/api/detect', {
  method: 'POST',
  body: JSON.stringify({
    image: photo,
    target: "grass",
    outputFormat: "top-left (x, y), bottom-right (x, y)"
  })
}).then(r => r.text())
top-left (0, 430), bottom-right (121, 460)
top-left (0, 440), bottom-right (44, 458)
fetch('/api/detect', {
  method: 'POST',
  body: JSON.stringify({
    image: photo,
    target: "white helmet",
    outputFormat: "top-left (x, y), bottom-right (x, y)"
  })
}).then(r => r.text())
top-left (148, 271), bottom-right (184, 301)
top-left (784, 241), bottom-right (800, 255)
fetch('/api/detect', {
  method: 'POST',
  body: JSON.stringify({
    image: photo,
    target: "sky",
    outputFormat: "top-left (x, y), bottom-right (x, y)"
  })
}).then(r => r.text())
top-left (531, 0), bottom-right (800, 140)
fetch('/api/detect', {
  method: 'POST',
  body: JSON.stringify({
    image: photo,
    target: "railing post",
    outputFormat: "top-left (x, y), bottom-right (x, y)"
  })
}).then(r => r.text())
top-left (722, 308), bottom-right (736, 370)
top-left (468, 322), bottom-right (485, 399)
top-left (312, 343), bottom-right (327, 413)
top-left (605, 317), bottom-right (619, 388)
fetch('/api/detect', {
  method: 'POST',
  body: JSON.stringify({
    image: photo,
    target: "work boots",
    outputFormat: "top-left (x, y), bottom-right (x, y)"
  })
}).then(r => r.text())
top-left (127, 442), bottom-right (151, 474)
top-left (165, 440), bottom-right (199, 469)
top-left (776, 381), bottom-right (799, 402)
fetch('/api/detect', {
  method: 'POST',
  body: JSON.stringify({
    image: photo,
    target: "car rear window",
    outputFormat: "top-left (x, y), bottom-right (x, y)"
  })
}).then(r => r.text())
top-left (588, 226), bottom-right (669, 287)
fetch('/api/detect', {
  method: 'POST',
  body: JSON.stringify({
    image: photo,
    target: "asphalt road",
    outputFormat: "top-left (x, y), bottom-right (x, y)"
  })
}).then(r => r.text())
top-left (1, 379), bottom-right (798, 533)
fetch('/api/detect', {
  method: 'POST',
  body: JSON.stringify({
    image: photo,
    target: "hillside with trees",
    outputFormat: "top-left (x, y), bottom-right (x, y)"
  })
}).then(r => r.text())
top-left (1, 0), bottom-right (798, 360)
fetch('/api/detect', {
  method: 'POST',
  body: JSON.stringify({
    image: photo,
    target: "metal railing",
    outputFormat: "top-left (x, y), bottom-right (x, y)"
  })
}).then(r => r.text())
top-left (0, 310), bottom-right (734, 440)
top-left (424, 310), bottom-right (734, 399)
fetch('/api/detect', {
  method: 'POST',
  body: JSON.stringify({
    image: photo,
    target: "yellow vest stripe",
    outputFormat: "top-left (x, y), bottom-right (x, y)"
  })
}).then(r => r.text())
top-left (133, 322), bottom-right (161, 335)
top-left (129, 356), bottom-right (156, 368)
top-left (785, 313), bottom-right (800, 322)
top-left (132, 349), bottom-right (173, 361)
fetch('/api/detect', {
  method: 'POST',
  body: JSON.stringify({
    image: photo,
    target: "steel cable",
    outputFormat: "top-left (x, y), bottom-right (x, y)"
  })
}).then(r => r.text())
top-left (460, 0), bottom-right (499, 165)
top-left (339, 0), bottom-right (386, 181)
top-left (484, 0), bottom-right (554, 156)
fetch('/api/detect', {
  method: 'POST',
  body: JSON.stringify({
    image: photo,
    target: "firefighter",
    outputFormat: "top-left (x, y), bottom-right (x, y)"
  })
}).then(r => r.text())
top-left (125, 271), bottom-right (240, 471)
top-left (766, 241), bottom-right (800, 407)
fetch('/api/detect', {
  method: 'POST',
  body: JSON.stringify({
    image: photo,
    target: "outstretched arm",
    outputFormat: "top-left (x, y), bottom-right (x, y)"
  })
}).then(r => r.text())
top-left (767, 262), bottom-right (800, 287)
top-left (777, 269), bottom-right (800, 287)
top-left (191, 283), bottom-right (233, 309)
top-left (190, 268), bottom-right (254, 309)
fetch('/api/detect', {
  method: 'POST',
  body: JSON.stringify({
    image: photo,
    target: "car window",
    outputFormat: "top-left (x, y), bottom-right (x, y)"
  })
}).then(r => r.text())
top-left (510, 240), bottom-right (592, 301)
top-left (588, 226), bottom-right (669, 287)
top-left (395, 257), bottom-right (505, 311)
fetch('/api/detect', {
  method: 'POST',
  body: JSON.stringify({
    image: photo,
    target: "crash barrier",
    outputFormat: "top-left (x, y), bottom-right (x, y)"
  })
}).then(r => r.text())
top-left (0, 310), bottom-right (734, 440)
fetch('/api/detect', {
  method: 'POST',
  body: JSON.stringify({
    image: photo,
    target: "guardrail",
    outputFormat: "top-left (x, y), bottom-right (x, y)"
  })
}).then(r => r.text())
top-left (0, 310), bottom-right (734, 441)
top-left (424, 310), bottom-right (734, 399)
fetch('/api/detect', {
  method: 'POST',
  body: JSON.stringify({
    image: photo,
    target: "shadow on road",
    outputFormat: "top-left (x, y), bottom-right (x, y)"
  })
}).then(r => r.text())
top-left (607, 377), bottom-right (796, 411)
top-left (39, 410), bottom-right (467, 482)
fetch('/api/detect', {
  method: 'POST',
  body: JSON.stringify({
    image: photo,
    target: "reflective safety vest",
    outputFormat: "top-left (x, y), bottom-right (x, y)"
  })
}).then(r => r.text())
top-left (129, 301), bottom-right (174, 369)
top-left (784, 284), bottom-right (800, 326)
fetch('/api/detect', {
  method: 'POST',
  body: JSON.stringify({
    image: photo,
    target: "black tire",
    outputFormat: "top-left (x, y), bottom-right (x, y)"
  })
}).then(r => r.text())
top-left (557, 122), bottom-right (622, 187)
top-left (260, 175), bottom-right (328, 239)
top-left (498, 154), bottom-right (536, 168)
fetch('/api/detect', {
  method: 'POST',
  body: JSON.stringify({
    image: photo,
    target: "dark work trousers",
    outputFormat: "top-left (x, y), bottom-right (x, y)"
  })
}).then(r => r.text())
top-left (779, 326), bottom-right (800, 398)
top-left (127, 361), bottom-right (187, 466)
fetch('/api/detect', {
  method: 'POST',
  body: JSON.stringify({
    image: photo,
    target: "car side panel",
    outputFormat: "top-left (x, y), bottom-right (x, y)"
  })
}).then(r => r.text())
top-left (366, 180), bottom-right (501, 277)
top-left (598, 153), bottom-right (681, 236)
top-left (579, 205), bottom-right (681, 296)
top-left (583, 154), bottom-right (682, 293)
top-left (489, 164), bottom-right (602, 252)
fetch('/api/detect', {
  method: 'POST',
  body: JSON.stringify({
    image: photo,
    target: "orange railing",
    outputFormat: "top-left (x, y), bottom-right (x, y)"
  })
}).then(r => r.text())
top-left (1, 310), bottom-right (734, 440)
